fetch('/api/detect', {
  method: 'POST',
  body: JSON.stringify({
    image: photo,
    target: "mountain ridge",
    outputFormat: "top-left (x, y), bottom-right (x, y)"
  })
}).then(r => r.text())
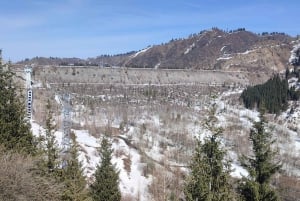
top-left (18, 28), bottom-right (299, 73)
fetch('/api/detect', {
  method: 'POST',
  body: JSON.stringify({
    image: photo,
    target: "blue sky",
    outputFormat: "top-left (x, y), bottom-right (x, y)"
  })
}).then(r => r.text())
top-left (0, 0), bottom-right (299, 62)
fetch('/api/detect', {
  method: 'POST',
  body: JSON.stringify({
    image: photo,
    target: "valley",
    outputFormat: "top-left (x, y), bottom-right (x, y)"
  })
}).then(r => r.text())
top-left (14, 64), bottom-right (300, 200)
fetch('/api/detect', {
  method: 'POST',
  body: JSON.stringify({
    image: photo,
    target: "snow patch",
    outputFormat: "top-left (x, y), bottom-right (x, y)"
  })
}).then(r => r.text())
top-left (217, 56), bottom-right (232, 61)
top-left (220, 46), bottom-right (227, 52)
top-left (31, 121), bottom-right (151, 200)
top-left (131, 46), bottom-right (152, 58)
top-left (55, 94), bottom-right (61, 105)
top-left (184, 43), bottom-right (195, 55)
top-left (238, 50), bottom-right (254, 55)
top-left (112, 139), bottom-right (152, 201)
top-left (289, 43), bottom-right (300, 65)
top-left (154, 62), bottom-right (161, 69)
top-left (231, 163), bottom-right (248, 178)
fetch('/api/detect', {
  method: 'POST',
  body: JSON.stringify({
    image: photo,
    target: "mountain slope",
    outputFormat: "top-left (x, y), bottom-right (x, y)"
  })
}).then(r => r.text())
top-left (18, 28), bottom-right (296, 72)
top-left (122, 28), bottom-right (293, 71)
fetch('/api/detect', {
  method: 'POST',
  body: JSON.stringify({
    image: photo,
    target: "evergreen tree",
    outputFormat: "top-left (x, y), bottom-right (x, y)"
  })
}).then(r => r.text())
top-left (45, 100), bottom-right (60, 172)
top-left (238, 112), bottom-right (281, 201)
top-left (0, 65), bottom-right (36, 154)
top-left (37, 100), bottom-right (61, 174)
top-left (61, 137), bottom-right (88, 201)
top-left (90, 136), bottom-right (121, 201)
top-left (184, 107), bottom-right (233, 201)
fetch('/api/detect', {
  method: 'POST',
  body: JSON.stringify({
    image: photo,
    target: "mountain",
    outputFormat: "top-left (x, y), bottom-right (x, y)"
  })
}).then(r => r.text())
top-left (18, 28), bottom-right (298, 73)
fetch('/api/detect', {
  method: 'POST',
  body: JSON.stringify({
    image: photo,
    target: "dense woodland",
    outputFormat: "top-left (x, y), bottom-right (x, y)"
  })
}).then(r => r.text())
top-left (240, 74), bottom-right (300, 114)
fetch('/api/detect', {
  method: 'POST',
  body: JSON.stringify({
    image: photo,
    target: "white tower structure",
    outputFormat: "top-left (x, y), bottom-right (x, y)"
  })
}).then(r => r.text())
top-left (24, 65), bottom-right (33, 119)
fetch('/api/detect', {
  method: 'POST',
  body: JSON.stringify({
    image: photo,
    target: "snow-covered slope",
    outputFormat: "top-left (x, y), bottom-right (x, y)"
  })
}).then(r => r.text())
top-left (31, 122), bottom-right (152, 201)
top-left (289, 43), bottom-right (300, 65)
top-left (31, 76), bottom-right (300, 199)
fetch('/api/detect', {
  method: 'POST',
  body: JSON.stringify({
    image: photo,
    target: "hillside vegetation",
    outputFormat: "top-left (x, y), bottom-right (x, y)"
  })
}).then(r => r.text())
top-left (241, 74), bottom-right (300, 113)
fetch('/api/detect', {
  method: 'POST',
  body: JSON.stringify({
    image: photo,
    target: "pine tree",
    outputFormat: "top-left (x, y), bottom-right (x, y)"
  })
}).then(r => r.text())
top-left (90, 136), bottom-right (121, 201)
top-left (184, 107), bottom-right (233, 201)
top-left (37, 100), bottom-right (61, 174)
top-left (45, 100), bottom-right (60, 171)
top-left (238, 112), bottom-right (281, 201)
top-left (0, 65), bottom-right (36, 154)
top-left (61, 137), bottom-right (88, 201)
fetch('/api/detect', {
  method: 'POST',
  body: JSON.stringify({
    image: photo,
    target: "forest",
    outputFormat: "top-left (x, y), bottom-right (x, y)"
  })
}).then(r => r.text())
top-left (240, 74), bottom-right (300, 114)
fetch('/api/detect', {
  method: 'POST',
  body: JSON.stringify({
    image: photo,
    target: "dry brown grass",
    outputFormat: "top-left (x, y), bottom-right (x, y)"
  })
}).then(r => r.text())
top-left (276, 175), bottom-right (300, 201)
top-left (0, 148), bottom-right (63, 201)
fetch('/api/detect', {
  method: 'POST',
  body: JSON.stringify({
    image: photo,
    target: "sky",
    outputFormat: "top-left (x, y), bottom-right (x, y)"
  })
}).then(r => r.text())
top-left (0, 0), bottom-right (299, 62)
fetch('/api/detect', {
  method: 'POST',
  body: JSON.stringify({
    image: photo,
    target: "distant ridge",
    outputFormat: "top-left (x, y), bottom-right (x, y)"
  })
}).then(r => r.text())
top-left (18, 28), bottom-right (299, 73)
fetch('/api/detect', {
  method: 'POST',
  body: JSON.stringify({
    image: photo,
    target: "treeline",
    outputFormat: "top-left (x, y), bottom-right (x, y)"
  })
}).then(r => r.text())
top-left (241, 74), bottom-right (299, 114)
top-left (261, 32), bottom-right (287, 36)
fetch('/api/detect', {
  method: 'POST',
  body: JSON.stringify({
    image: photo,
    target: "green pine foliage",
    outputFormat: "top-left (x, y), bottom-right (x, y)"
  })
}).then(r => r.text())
top-left (61, 138), bottom-right (89, 201)
top-left (37, 100), bottom-right (61, 175)
top-left (45, 100), bottom-right (60, 172)
top-left (0, 66), bottom-right (36, 154)
top-left (240, 74), bottom-right (299, 114)
top-left (238, 113), bottom-right (281, 201)
top-left (37, 102), bottom-right (89, 200)
top-left (90, 136), bottom-right (121, 201)
top-left (184, 107), bottom-right (233, 201)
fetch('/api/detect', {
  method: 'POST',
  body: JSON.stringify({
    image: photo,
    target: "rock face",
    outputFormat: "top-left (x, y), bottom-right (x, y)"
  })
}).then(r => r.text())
top-left (18, 28), bottom-right (298, 73)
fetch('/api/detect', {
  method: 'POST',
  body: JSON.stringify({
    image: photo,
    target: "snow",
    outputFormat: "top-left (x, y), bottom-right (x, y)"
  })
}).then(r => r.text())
top-left (220, 46), bottom-right (226, 52)
top-left (184, 43), bottom-right (195, 55)
top-left (131, 46), bottom-right (152, 58)
top-left (31, 121), bottom-right (63, 145)
top-left (238, 50), bottom-right (254, 55)
top-left (217, 56), bottom-right (232, 61)
top-left (289, 43), bottom-right (300, 64)
top-left (31, 121), bottom-right (151, 200)
top-left (54, 94), bottom-right (61, 105)
top-left (29, 81), bottom-right (300, 198)
top-left (112, 139), bottom-right (152, 200)
top-left (231, 163), bottom-right (248, 178)
top-left (288, 77), bottom-right (299, 88)
top-left (71, 130), bottom-right (99, 177)
top-left (154, 62), bottom-right (161, 69)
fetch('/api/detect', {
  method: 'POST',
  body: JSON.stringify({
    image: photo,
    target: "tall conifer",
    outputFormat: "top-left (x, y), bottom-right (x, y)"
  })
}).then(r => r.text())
top-left (37, 100), bottom-right (61, 175)
top-left (61, 137), bottom-right (88, 201)
top-left (90, 136), bottom-right (121, 201)
top-left (184, 107), bottom-right (233, 201)
top-left (0, 65), bottom-right (35, 153)
top-left (238, 112), bottom-right (281, 201)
